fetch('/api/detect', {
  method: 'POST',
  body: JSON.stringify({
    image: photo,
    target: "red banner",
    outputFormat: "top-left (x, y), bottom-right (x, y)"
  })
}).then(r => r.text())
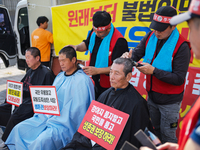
top-left (78, 100), bottom-right (129, 150)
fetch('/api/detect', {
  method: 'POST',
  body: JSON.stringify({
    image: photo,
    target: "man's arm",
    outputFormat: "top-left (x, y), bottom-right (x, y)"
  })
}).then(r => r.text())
top-left (83, 66), bottom-right (110, 75)
top-left (150, 42), bottom-right (190, 85)
top-left (122, 31), bottom-right (153, 74)
top-left (154, 139), bottom-right (200, 150)
top-left (66, 42), bottom-right (87, 53)
top-left (156, 142), bottom-right (179, 150)
top-left (136, 63), bottom-right (155, 74)
top-left (75, 29), bottom-right (92, 52)
top-left (83, 37), bottom-right (129, 76)
top-left (46, 31), bottom-right (53, 44)
top-left (75, 42), bottom-right (88, 52)
top-left (136, 41), bottom-right (190, 86)
top-left (121, 32), bottom-right (151, 59)
top-left (131, 31), bottom-right (152, 61)
top-left (43, 30), bottom-right (53, 44)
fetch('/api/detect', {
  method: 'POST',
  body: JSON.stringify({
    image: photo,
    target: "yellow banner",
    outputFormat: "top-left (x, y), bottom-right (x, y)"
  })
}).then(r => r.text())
top-left (51, 0), bottom-right (199, 65)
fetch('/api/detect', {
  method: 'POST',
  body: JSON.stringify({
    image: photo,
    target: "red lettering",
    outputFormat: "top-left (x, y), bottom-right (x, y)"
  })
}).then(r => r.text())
top-left (104, 3), bottom-right (117, 22)
top-left (84, 8), bottom-right (90, 26)
top-left (8, 96), bottom-right (19, 103)
top-left (43, 105), bottom-right (57, 111)
top-left (78, 10), bottom-right (84, 26)
top-left (68, 10), bottom-right (78, 27)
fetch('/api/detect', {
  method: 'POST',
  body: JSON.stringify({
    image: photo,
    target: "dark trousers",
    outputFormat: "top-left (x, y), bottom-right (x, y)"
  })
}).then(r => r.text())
top-left (0, 102), bottom-right (12, 127)
top-left (147, 97), bottom-right (181, 143)
top-left (1, 103), bottom-right (34, 142)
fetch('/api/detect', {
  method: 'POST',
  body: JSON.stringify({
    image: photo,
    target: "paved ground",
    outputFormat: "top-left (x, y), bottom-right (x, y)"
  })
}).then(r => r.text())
top-left (0, 63), bottom-right (25, 104)
top-left (0, 60), bottom-right (25, 149)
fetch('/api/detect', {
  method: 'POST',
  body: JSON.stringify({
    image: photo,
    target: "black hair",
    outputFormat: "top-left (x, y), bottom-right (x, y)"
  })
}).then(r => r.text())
top-left (113, 58), bottom-right (133, 77)
top-left (26, 47), bottom-right (41, 61)
top-left (36, 16), bottom-right (49, 26)
top-left (59, 46), bottom-right (77, 61)
top-left (93, 11), bottom-right (111, 27)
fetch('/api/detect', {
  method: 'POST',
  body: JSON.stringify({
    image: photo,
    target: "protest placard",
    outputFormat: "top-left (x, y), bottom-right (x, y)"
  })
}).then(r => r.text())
top-left (29, 86), bottom-right (60, 116)
top-left (78, 100), bottom-right (129, 150)
top-left (6, 80), bottom-right (23, 106)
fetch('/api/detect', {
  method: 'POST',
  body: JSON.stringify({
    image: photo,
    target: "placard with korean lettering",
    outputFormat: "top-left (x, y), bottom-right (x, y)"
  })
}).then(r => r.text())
top-left (29, 86), bottom-right (60, 116)
top-left (78, 100), bottom-right (129, 150)
top-left (6, 80), bottom-right (23, 107)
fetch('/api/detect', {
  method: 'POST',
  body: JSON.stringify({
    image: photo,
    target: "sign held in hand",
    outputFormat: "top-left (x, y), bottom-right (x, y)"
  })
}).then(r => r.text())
top-left (78, 100), bottom-right (129, 150)
top-left (29, 86), bottom-right (60, 116)
top-left (6, 80), bottom-right (23, 107)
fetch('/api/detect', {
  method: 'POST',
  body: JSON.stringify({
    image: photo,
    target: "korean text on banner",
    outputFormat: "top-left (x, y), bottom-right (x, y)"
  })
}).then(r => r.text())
top-left (6, 80), bottom-right (23, 107)
top-left (51, 0), bottom-right (191, 61)
top-left (78, 100), bottom-right (129, 150)
top-left (29, 86), bottom-right (60, 116)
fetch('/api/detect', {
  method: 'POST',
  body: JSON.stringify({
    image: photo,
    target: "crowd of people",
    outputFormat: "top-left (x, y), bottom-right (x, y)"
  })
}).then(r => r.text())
top-left (0, 0), bottom-right (200, 149)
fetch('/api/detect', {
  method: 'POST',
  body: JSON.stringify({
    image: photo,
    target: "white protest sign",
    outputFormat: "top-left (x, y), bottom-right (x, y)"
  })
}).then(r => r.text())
top-left (29, 86), bottom-right (60, 116)
top-left (6, 80), bottom-right (23, 106)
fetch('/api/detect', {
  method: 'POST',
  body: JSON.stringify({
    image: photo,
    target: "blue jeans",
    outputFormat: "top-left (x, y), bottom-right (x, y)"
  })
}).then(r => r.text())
top-left (147, 97), bottom-right (181, 143)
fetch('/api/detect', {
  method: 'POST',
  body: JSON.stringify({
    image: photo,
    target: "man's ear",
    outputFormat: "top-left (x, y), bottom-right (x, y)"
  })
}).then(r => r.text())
top-left (126, 72), bottom-right (132, 82)
top-left (72, 57), bottom-right (76, 64)
top-left (36, 56), bottom-right (40, 62)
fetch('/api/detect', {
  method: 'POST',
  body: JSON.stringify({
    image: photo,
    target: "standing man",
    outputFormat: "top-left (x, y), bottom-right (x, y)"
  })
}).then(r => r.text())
top-left (141, 0), bottom-right (200, 149)
top-left (72, 11), bottom-right (129, 99)
top-left (122, 6), bottom-right (190, 143)
top-left (31, 16), bottom-right (53, 68)
top-left (5, 46), bottom-right (95, 150)
top-left (0, 47), bottom-right (55, 146)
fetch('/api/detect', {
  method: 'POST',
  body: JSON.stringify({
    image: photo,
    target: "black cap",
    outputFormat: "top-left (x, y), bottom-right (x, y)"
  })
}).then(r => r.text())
top-left (150, 6), bottom-right (177, 31)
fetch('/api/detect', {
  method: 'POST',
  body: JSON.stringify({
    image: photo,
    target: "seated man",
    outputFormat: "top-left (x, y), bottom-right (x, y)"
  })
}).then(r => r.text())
top-left (5, 46), bottom-right (95, 150)
top-left (62, 58), bottom-right (153, 150)
top-left (0, 47), bottom-right (55, 144)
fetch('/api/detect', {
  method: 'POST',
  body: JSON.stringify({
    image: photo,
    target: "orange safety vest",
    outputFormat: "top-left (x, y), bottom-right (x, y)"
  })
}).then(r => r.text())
top-left (145, 31), bottom-right (186, 94)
